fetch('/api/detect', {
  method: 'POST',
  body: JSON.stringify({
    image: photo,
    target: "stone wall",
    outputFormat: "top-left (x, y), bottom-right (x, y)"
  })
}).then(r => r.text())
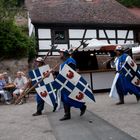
top-left (44, 56), bottom-right (63, 72)
top-left (0, 58), bottom-right (29, 80)
top-left (0, 55), bottom-right (114, 81)
top-left (0, 56), bottom-right (62, 80)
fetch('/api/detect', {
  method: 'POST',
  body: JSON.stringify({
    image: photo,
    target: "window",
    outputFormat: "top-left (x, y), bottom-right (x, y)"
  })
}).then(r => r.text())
top-left (52, 29), bottom-right (68, 44)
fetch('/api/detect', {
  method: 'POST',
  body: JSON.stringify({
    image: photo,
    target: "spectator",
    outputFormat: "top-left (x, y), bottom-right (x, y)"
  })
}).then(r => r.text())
top-left (0, 73), bottom-right (11, 105)
top-left (12, 71), bottom-right (28, 104)
top-left (3, 72), bottom-right (13, 101)
top-left (3, 72), bottom-right (12, 84)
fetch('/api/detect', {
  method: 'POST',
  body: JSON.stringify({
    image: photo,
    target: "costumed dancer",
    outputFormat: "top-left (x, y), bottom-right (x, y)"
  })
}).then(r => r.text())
top-left (110, 45), bottom-right (140, 105)
top-left (59, 49), bottom-right (87, 121)
top-left (32, 57), bottom-right (45, 116)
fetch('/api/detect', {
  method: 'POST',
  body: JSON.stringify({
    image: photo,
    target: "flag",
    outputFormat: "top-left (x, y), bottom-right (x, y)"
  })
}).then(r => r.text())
top-left (29, 65), bottom-right (57, 107)
top-left (29, 65), bottom-right (54, 87)
top-left (120, 56), bottom-right (140, 87)
top-left (53, 64), bottom-right (95, 103)
top-left (35, 82), bottom-right (57, 107)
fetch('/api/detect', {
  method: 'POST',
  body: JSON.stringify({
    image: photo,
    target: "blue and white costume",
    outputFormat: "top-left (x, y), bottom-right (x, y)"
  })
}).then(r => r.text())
top-left (60, 57), bottom-right (86, 108)
top-left (110, 53), bottom-right (140, 101)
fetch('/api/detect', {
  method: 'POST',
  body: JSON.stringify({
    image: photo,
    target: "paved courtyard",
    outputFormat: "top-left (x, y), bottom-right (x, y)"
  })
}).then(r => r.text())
top-left (0, 93), bottom-right (139, 140)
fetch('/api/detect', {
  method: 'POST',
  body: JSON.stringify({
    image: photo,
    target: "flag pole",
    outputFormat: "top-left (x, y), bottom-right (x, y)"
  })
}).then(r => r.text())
top-left (15, 32), bottom-right (88, 104)
top-left (43, 44), bottom-right (57, 62)
top-left (15, 63), bottom-right (60, 104)
top-left (15, 45), bottom-right (58, 104)
top-left (72, 29), bottom-right (88, 53)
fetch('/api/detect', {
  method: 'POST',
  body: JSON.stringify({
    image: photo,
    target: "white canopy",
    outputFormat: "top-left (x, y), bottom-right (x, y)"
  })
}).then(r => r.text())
top-left (132, 46), bottom-right (140, 54)
top-left (75, 38), bottom-right (138, 51)
top-left (73, 39), bottom-right (115, 51)
top-left (86, 39), bottom-right (113, 48)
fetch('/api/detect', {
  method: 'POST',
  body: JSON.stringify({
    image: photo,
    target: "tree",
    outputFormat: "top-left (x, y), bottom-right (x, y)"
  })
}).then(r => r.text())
top-left (0, 0), bottom-right (36, 60)
top-left (117, 0), bottom-right (140, 7)
top-left (0, 0), bottom-right (19, 22)
top-left (0, 21), bottom-right (36, 59)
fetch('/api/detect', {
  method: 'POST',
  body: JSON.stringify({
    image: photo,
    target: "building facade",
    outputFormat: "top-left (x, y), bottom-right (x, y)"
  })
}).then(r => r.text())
top-left (26, 0), bottom-right (140, 91)
top-left (26, 0), bottom-right (140, 55)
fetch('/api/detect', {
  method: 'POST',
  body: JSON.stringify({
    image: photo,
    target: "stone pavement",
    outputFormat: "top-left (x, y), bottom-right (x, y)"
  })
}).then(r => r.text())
top-left (88, 93), bottom-right (140, 140)
top-left (0, 93), bottom-right (140, 140)
top-left (47, 107), bottom-right (136, 140)
top-left (0, 99), bottom-right (56, 140)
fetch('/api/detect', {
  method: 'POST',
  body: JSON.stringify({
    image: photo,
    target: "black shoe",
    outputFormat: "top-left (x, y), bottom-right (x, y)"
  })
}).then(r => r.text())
top-left (80, 105), bottom-right (87, 116)
top-left (136, 96), bottom-right (140, 102)
top-left (116, 101), bottom-right (124, 105)
top-left (32, 112), bottom-right (42, 116)
top-left (53, 103), bottom-right (58, 112)
top-left (59, 115), bottom-right (71, 121)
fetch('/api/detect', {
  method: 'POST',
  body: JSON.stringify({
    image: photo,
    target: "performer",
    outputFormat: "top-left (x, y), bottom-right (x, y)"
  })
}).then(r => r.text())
top-left (32, 57), bottom-right (46, 116)
top-left (31, 57), bottom-right (58, 116)
top-left (111, 45), bottom-right (140, 105)
top-left (59, 49), bottom-right (87, 121)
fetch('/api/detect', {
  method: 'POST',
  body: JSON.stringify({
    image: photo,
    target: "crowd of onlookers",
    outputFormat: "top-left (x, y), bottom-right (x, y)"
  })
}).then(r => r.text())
top-left (0, 71), bottom-right (28, 105)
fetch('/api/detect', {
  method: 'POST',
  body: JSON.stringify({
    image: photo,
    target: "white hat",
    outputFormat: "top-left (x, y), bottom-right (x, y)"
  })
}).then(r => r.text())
top-left (115, 45), bottom-right (123, 51)
top-left (59, 48), bottom-right (69, 54)
top-left (36, 57), bottom-right (44, 62)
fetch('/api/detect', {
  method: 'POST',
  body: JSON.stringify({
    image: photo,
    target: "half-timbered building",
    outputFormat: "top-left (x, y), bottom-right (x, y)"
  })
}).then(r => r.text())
top-left (26, 0), bottom-right (140, 91)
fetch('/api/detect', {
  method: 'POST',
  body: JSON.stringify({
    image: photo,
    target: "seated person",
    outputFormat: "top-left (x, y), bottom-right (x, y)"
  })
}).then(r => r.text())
top-left (3, 72), bottom-right (14, 100)
top-left (0, 73), bottom-right (11, 105)
top-left (3, 72), bottom-right (12, 84)
top-left (12, 71), bottom-right (28, 104)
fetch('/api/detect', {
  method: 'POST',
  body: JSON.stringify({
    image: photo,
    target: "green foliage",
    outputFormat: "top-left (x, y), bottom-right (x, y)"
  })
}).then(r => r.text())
top-left (117, 0), bottom-right (140, 7)
top-left (0, 0), bottom-right (36, 60)
top-left (28, 36), bottom-right (37, 61)
top-left (0, 20), bottom-right (36, 59)
top-left (0, 0), bottom-right (18, 21)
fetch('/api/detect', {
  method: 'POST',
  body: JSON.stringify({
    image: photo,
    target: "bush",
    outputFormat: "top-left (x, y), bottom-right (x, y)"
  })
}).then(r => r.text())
top-left (28, 36), bottom-right (37, 61)
top-left (0, 20), bottom-right (36, 59)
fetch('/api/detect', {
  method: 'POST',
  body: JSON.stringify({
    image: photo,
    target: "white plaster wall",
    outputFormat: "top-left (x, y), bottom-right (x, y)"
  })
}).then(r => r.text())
top-left (37, 28), bottom-right (134, 55)
top-left (81, 71), bottom-right (115, 90)
top-left (92, 71), bottom-right (115, 90)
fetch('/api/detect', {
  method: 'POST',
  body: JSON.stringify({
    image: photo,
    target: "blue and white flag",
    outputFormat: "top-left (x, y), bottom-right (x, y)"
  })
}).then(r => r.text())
top-left (29, 65), bottom-right (54, 87)
top-left (120, 56), bottom-right (140, 87)
top-left (29, 65), bottom-right (57, 107)
top-left (35, 82), bottom-right (57, 107)
top-left (53, 64), bottom-right (95, 103)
